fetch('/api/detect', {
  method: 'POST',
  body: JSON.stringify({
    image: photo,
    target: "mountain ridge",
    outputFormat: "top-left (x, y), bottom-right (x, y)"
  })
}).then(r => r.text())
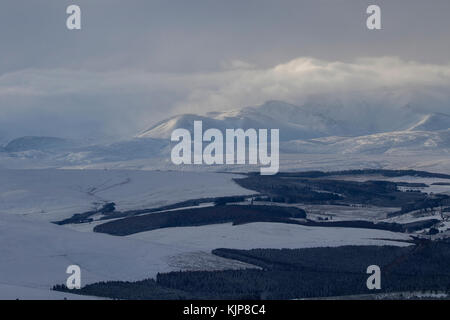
top-left (1, 101), bottom-right (450, 167)
top-left (137, 101), bottom-right (450, 141)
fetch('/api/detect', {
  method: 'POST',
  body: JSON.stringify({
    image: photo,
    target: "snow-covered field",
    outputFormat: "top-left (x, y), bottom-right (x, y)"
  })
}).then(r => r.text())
top-left (0, 213), bottom-right (411, 300)
top-left (128, 222), bottom-right (412, 251)
top-left (0, 168), bottom-right (260, 299)
top-left (0, 169), bottom-right (253, 222)
top-left (0, 284), bottom-right (101, 300)
top-left (0, 213), bottom-right (191, 299)
top-left (0, 167), bottom-right (442, 300)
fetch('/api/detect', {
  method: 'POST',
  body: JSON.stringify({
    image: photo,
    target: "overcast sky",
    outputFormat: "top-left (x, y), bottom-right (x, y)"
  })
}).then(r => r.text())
top-left (1, 0), bottom-right (450, 140)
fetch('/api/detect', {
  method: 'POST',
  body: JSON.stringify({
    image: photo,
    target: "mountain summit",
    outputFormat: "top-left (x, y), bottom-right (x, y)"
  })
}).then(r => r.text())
top-left (137, 101), bottom-right (450, 142)
top-left (138, 101), bottom-right (352, 141)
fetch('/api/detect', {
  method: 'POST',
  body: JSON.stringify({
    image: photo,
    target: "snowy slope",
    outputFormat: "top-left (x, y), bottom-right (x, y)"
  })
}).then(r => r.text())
top-left (281, 130), bottom-right (450, 155)
top-left (0, 284), bottom-right (101, 300)
top-left (0, 101), bottom-right (450, 171)
top-left (137, 101), bottom-right (447, 142)
top-left (137, 101), bottom-right (355, 141)
top-left (0, 169), bottom-right (253, 221)
top-left (408, 113), bottom-right (450, 132)
top-left (128, 222), bottom-right (412, 252)
top-left (0, 214), bottom-right (188, 299)
top-left (3, 136), bottom-right (76, 153)
top-left (0, 214), bottom-right (411, 299)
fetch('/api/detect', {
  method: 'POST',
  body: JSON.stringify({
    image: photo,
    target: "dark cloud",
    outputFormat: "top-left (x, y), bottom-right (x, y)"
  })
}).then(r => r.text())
top-left (0, 1), bottom-right (449, 140)
top-left (1, 0), bottom-right (449, 74)
top-left (1, 57), bottom-right (449, 140)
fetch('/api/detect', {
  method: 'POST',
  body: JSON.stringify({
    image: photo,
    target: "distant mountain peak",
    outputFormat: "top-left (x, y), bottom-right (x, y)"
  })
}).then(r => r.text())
top-left (136, 114), bottom-right (214, 139)
top-left (136, 101), bottom-right (450, 143)
top-left (3, 136), bottom-right (73, 152)
top-left (136, 101), bottom-right (342, 141)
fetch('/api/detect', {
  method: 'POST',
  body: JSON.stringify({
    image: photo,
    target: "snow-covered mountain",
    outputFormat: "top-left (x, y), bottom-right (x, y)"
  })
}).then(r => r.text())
top-left (407, 113), bottom-right (450, 132)
top-left (281, 130), bottom-right (450, 155)
top-left (137, 101), bottom-right (355, 141)
top-left (3, 136), bottom-right (76, 153)
top-left (1, 100), bottom-right (449, 168)
top-left (137, 100), bottom-right (442, 141)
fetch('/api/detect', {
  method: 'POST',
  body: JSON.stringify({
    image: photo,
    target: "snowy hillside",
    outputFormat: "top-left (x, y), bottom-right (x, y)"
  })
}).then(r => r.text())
top-left (282, 130), bottom-right (450, 155)
top-left (407, 113), bottom-right (450, 132)
top-left (0, 213), bottom-right (411, 299)
top-left (137, 100), bottom-right (438, 141)
top-left (0, 101), bottom-right (449, 171)
top-left (0, 169), bottom-right (253, 221)
top-left (0, 213), bottom-right (186, 299)
top-left (137, 101), bottom-right (357, 141)
top-left (3, 136), bottom-right (75, 153)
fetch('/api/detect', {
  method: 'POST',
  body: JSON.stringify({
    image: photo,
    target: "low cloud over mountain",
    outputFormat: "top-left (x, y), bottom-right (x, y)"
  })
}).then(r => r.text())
top-left (1, 57), bottom-right (450, 141)
top-left (1, 98), bottom-right (449, 169)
